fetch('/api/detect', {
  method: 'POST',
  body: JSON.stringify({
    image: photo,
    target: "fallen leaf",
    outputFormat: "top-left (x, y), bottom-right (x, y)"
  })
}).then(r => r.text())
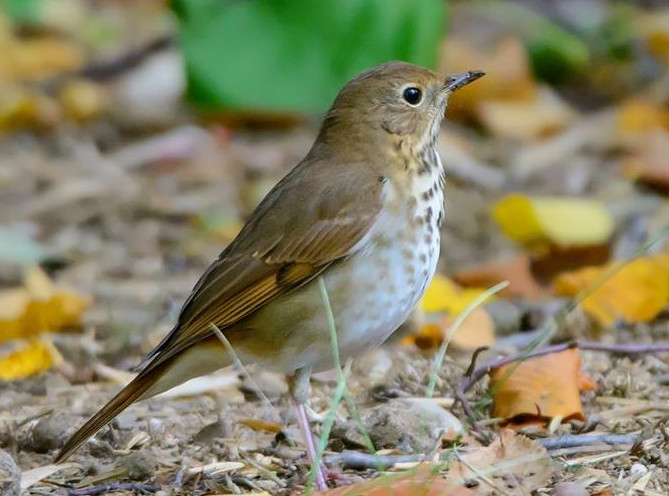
top-left (623, 130), bottom-right (669, 194)
top-left (0, 340), bottom-right (64, 381)
top-left (238, 418), bottom-right (283, 433)
top-left (530, 244), bottom-right (611, 285)
top-left (553, 255), bottom-right (669, 326)
top-left (441, 36), bottom-right (537, 120)
top-left (479, 87), bottom-right (576, 141)
top-left (409, 274), bottom-right (495, 350)
top-left (445, 430), bottom-right (551, 495)
top-left (490, 349), bottom-right (588, 425)
top-left (454, 255), bottom-right (548, 301)
top-left (0, 266), bottom-right (92, 343)
top-left (616, 100), bottom-right (669, 139)
top-left (314, 465), bottom-right (478, 496)
top-left (20, 463), bottom-right (75, 490)
top-left (493, 195), bottom-right (614, 249)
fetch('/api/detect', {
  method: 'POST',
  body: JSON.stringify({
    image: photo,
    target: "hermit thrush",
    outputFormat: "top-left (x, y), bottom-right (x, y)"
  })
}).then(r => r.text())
top-left (56, 62), bottom-right (484, 489)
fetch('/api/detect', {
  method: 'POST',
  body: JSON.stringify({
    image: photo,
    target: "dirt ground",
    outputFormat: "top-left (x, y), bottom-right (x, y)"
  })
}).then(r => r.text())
top-left (4, 2), bottom-right (669, 495)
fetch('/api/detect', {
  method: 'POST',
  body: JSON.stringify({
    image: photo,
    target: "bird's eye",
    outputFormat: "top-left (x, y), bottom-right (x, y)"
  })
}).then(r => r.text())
top-left (402, 87), bottom-right (422, 105)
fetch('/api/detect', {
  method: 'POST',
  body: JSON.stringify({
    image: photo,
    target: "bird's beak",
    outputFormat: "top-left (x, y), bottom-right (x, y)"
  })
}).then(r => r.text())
top-left (444, 70), bottom-right (485, 92)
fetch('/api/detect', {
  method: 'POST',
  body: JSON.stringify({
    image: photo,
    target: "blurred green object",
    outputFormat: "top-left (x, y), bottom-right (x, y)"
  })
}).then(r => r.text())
top-left (467, 1), bottom-right (590, 84)
top-left (1, 0), bottom-right (42, 23)
top-left (0, 227), bottom-right (46, 266)
top-left (171, 0), bottom-right (447, 114)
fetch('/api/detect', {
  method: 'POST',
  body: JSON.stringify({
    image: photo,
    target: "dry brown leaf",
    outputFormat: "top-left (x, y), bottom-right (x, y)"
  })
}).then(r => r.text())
top-left (454, 255), bottom-right (548, 301)
top-left (445, 429), bottom-right (551, 496)
top-left (0, 266), bottom-right (92, 344)
top-left (553, 255), bottom-right (669, 326)
top-left (623, 130), bottom-right (669, 194)
top-left (478, 87), bottom-right (576, 142)
top-left (314, 465), bottom-right (478, 496)
top-left (441, 36), bottom-right (537, 120)
top-left (490, 349), bottom-right (588, 425)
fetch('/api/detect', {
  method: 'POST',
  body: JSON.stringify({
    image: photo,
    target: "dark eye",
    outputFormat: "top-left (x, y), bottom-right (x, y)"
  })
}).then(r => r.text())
top-left (402, 87), bottom-right (422, 105)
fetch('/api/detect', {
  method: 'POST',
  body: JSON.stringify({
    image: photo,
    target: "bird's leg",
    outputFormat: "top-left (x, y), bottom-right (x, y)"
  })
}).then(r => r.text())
top-left (288, 367), bottom-right (328, 491)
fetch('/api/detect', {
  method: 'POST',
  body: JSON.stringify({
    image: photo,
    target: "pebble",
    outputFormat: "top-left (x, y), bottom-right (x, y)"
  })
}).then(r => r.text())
top-left (23, 413), bottom-right (79, 453)
top-left (554, 481), bottom-right (588, 496)
top-left (630, 462), bottom-right (648, 478)
top-left (0, 449), bottom-right (20, 496)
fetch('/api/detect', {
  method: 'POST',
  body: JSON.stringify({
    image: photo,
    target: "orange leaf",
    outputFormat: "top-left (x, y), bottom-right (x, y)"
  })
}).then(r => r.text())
top-left (313, 465), bottom-right (477, 496)
top-left (490, 349), bottom-right (587, 425)
top-left (554, 255), bottom-right (669, 326)
top-left (237, 418), bottom-right (283, 433)
top-left (617, 100), bottom-right (669, 137)
top-left (454, 255), bottom-right (548, 301)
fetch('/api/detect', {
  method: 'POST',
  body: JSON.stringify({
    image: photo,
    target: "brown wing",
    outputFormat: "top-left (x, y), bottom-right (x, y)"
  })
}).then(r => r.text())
top-left (141, 159), bottom-right (386, 369)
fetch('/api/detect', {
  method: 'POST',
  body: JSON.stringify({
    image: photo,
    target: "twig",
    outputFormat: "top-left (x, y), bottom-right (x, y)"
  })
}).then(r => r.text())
top-left (426, 281), bottom-right (508, 398)
top-left (325, 452), bottom-right (425, 471)
top-left (535, 433), bottom-right (640, 450)
top-left (67, 483), bottom-right (159, 495)
top-left (453, 340), bottom-right (669, 423)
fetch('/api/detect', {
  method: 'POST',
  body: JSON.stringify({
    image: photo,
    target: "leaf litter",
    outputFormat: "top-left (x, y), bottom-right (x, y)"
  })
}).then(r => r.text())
top-left (4, 1), bottom-right (669, 495)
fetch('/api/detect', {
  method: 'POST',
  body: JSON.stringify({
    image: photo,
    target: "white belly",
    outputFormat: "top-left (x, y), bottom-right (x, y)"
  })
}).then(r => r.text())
top-left (242, 166), bottom-right (445, 373)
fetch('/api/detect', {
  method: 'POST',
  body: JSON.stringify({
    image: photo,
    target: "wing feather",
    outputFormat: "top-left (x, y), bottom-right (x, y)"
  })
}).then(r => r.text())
top-left (141, 159), bottom-right (386, 369)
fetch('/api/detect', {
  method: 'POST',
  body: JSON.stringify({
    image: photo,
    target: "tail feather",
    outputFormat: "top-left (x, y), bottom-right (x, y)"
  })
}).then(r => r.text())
top-left (55, 363), bottom-right (164, 463)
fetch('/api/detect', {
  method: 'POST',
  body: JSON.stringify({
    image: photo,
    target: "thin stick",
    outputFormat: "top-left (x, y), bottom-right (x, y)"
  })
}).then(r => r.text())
top-left (210, 324), bottom-right (278, 419)
top-left (306, 278), bottom-right (349, 492)
top-left (535, 433), bottom-right (640, 450)
top-left (426, 281), bottom-right (509, 399)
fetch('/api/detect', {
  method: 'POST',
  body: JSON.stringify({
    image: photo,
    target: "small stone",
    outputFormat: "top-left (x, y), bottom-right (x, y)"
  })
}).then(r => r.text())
top-left (116, 451), bottom-right (157, 480)
top-left (23, 413), bottom-right (79, 453)
top-left (630, 462), bottom-right (648, 478)
top-left (0, 449), bottom-right (20, 496)
top-left (554, 481), bottom-right (588, 496)
top-left (360, 398), bottom-right (463, 452)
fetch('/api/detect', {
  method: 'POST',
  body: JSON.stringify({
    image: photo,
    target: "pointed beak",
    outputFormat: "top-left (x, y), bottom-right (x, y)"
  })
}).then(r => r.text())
top-left (444, 70), bottom-right (485, 92)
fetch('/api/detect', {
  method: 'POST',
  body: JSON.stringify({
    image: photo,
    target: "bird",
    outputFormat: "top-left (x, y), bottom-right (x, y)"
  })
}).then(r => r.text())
top-left (55, 61), bottom-right (484, 490)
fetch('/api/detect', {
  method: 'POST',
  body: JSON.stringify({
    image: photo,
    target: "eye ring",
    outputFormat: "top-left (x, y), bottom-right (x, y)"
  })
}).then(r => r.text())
top-left (402, 86), bottom-right (422, 105)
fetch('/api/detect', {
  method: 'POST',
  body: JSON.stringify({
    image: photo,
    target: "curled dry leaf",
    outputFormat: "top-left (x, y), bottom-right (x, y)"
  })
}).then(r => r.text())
top-left (553, 255), bottom-right (669, 327)
top-left (493, 195), bottom-right (614, 249)
top-left (445, 429), bottom-right (551, 496)
top-left (314, 465), bottom-right (478, 496)
top-left (490, 349), bottom-right (589, 425)
top-left (408, 274), bottom-right (495, 350)
top-left (454, 254), bottom-right (548, 301)
top-left (0, 266), bottom-right (92, 343)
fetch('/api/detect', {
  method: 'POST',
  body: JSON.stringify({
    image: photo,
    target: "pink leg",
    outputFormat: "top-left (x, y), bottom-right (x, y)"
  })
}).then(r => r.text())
top-left (293, 399), bottom-right (328, 491)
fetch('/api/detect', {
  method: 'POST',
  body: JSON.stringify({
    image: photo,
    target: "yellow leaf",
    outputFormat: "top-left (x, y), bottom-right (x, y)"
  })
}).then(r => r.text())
top-left (411, 275), bottom-right (495, 350)
top-left (0, 340), bottom-right (63, 381)
top-left (493, 194), bottom-right (614, 249)
top-left (418, 273), bottom-right (461, 313)
top-left (554, 255), bottom-right (669, 326)
top-left (617, 100), bottom-right (669, 138)
top-left (0, 266), bottom-right (92, 344)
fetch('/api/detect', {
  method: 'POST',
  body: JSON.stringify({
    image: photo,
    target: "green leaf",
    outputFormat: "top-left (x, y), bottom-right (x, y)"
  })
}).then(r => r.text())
top-left (171, 0), bottom-right (447, 113)
top-left (1, 0), bottom-right (43, 23)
